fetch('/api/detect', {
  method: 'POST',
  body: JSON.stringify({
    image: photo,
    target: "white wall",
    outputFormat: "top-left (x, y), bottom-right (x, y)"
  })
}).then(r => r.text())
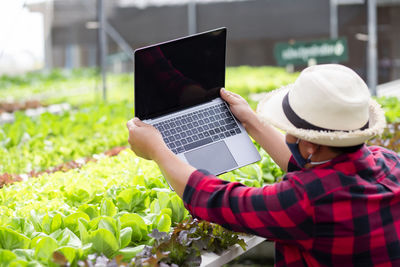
top-left (0, 3), bottom-right (45, 75)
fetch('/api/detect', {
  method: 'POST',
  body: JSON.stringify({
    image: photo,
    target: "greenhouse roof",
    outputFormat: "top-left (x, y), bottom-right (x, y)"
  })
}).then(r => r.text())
top-left (117, 0), bottom-right (249, 9)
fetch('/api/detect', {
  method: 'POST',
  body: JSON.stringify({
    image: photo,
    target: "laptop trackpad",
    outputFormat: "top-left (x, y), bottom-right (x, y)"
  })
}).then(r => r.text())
top-left (184, 141), bottom-right (238, 175)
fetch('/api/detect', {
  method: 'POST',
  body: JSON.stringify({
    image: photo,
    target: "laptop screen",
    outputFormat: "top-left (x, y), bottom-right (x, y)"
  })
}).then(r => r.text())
top-left (134, 28), bottom-right (226, 120)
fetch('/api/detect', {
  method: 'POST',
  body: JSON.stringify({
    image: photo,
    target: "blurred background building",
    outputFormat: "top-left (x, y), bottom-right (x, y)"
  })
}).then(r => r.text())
top-left (2, 0), bottom-right (400, 86)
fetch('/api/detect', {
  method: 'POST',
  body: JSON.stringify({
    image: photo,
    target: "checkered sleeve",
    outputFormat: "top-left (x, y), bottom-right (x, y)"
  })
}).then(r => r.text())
top-left (183, 169), bottom-right (315, 248)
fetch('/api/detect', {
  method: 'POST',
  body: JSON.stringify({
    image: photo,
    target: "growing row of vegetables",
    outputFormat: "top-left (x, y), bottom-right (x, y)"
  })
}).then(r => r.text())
top-left (0, 103), bottom-right (132, 175)
top-left (0, 145), bottom-right (281, 266)
top-left (0, 66), bottom-right (298, 178)
top-left (0, 95), bottom-right (398, 180)
top-left (0, 150), bottom-right (183, 266)
top-left (0, 66), bottom-right (298, 106)
top-left (0, 109), bottom-right (282, 265)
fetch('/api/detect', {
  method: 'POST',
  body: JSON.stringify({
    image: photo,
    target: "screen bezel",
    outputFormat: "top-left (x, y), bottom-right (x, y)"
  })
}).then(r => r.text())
top-left (134, 27), bottom-right (227, 120)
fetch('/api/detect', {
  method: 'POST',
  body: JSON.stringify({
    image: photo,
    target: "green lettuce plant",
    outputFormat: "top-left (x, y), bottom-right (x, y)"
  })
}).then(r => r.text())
top-left (0, 102), bottom-right (132, 175)
top-left (0, 146), bottom-right (282, 266)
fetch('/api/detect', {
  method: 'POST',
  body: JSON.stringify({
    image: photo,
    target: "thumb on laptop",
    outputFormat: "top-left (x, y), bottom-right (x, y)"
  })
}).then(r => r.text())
top-left (127, 118), bottom-right (147, 131)
top-left (132, 117), bottom-right (146, 127)
top-left (220, 87), bottom-right (243, 104)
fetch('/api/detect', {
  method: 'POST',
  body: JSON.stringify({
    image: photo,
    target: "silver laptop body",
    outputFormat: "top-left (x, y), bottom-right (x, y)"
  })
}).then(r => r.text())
top-left (134, 27), bottom-right (261, 176)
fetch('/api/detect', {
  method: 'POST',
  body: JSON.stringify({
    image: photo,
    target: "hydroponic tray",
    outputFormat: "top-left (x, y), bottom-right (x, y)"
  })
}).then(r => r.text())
top-left (200, 235), bottom-right (266, 267)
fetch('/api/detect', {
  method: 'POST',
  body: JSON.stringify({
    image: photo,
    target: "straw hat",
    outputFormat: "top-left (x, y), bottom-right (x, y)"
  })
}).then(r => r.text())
top-left (256, 64), bottom-right (386, 147)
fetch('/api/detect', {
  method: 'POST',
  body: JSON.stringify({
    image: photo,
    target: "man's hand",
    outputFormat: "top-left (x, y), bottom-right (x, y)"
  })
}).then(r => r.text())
top-left (126, 118), bottom-right (196, 197)
top-left (220, 88), bottom-right (255, 127)
top-left (220, 88), bottom-right (291, 170)
top-left (126, 118), bottom-right (168, 160)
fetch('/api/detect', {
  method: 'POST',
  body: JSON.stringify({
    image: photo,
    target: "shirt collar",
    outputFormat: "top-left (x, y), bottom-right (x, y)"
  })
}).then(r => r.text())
top-left (312, 144), bottom-right (369, 169)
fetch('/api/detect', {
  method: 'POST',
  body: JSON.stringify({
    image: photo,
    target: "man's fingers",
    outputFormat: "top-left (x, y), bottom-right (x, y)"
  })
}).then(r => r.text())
top-left (221, 88), bottom-right (240, 103)
top-left (221, 88), bottom-right (236, 97)
top-left (127, 117), bottom-right (147, 129)
top-left (220, 87), bottom-right (230, 100)
top-left (133, 117), bottom-right (146, 126)
top-left (126, 119), bottom-right (137, 131)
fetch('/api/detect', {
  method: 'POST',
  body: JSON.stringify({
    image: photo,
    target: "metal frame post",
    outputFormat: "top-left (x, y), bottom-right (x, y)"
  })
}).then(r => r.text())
top-left (44, 0), bottom-right (54, 70)
top-left (188, 0), bottom-right (197, 35)
top-left (330, 0), bottom-right (338, 39)
top-left (104, 22), bottom-right (134, 61)
top-left (367, 0), bottom-right (378, 96)
top-left (98, 0), bottom-right (108, 101)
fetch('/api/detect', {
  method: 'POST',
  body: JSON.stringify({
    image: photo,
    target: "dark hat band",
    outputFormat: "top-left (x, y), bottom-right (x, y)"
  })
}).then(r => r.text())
top-left (282, 93), bottom-right (369, 132)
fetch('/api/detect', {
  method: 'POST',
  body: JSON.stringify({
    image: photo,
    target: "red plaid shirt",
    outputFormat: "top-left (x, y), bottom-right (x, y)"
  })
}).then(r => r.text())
top-left (183, 145), bottom-right (400, 266)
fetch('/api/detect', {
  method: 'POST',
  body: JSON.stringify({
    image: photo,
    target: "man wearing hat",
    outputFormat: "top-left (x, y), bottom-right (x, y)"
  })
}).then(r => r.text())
top-left (127, 64), bottom-right (400, 266)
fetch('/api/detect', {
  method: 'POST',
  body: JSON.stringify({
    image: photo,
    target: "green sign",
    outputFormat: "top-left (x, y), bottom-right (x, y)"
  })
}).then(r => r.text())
top-left (274, 38), bottom-right (348, 66)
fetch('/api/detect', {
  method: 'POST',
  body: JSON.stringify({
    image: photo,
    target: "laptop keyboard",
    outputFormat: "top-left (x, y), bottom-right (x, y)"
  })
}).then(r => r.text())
top-left (153, 103), bottom-right (241, 154)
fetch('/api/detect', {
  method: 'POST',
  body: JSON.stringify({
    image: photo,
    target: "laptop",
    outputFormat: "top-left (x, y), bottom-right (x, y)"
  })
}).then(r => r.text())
top-left (134, 27), bottom-right (261, 176)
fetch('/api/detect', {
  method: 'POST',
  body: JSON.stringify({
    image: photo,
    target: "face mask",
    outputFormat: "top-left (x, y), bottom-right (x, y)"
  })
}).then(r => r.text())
top-left (286, 139), bottom-right (310, 168)
top-left (286, 139), bottom-right (331, 168)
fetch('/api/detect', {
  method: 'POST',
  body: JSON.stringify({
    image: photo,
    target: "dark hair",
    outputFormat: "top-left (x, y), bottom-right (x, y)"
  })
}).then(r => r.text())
top-left (328, 143), bottom-right (364, 154)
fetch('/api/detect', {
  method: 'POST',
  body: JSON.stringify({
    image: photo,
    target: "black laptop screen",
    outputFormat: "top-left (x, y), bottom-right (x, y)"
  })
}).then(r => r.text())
top-left (134, 28), bottom-right (226, 120)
